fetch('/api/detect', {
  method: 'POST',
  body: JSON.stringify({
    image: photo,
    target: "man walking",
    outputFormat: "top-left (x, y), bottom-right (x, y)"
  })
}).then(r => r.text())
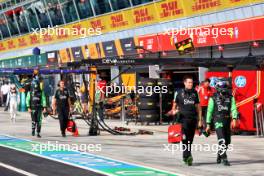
top-left (168, 75), bottom-right (202, 166)
top-left (1, 81), bottom-right (10, 111)
top-left (53, 80), bottom-right (72, 137)
top-left (197, 78), bottom-right (213, 129)
top-left (26, 70), bottom-right (47, 138)
top-left (206, 78), bottom-right (238, 166)
top-left (6, 84), bottom-right (20, 122)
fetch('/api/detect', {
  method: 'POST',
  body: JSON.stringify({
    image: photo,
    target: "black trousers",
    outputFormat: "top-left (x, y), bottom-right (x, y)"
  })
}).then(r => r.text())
top-left (97, 102), bottom-right (104, 120)
top-left (3, 94), bottom-right (8, 109)
top-left (58, 108), bottom-right (69, 134)
top-left (202, 106), bottom-right (207, 129)
top-left (180, 117), bottom-right (197, 159)
top-left (214, 118), bottom-right (231, 159)
top-left (3, 94), bottom-right (7, 105)
top-left (31, 107), bottom-right (42, 133)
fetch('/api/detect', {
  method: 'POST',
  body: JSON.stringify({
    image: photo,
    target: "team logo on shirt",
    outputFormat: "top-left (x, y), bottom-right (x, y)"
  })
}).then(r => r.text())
top-left (184, 99), bottom-right (195, 105)
top-left (59, 95), bottom-right (67, 100)
top-left (217, 105), bottom-right (228, 111)
top-left (32, 97), bottom-right (40, 101)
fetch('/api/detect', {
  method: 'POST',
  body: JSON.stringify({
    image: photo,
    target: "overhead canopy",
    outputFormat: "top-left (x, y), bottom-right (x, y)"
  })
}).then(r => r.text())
top-left (67, 56), bottom-right (264, 69)
top-left (0, 68), bottom-right (96, 75)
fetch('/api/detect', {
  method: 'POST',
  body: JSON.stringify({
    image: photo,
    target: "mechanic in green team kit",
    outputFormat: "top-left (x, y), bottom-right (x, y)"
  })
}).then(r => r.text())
top-left (206, 78), bottom-right (238, 166)
top-left (26, 69), bottom-right (47, 138)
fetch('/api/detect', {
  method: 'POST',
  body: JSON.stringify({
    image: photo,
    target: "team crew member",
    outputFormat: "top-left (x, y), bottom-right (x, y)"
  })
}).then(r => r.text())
top-left (197, 79), bottom-right (213, 129)
top-left (26, 70), bottom-right (47, 138)
top-left (6, 84), bottom-right (20, 122)
top-left (53, 80), bottom-right (72, 137)
top-left (168, 75), bottom-right (202, 166)
top-left (206, 79), bottom-right (238, 166)
top-left (96, 76), bottom-right (107, 120)
top-left (80, 83), bottom-right (89, 114)
top-left (1, 81), bottom-right (10, 110)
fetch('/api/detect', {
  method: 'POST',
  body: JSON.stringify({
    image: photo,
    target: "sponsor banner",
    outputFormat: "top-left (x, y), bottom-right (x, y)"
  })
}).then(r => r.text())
top-left (71, 47), bottom-right (84, 61)
top-left (86, 43), bottom-right (105, 59)
top-left (59, 48), bottom-right (71, 63)
top-left (185, 0), bottom-right (223, 16)
top-left (158, 0), bottom-right (185, 21)
top-left (138, 34), bottom-right (160, 53)
top-left (0, 20), bottom-right (93, 53)
top-left (158, 32), bottom-right (190, 52)
top-left (120, 37), bottom-right (137, 56)
top-left (114, 40), bottom-right (124, 56)
top-left (131, 3), bottom-right (159, 27)
top-left (102, 41), bottom-right (118, 57)
top-left (87, 43), bottom-right (100, 59)
top-left (47, 51), bottom-right (58, 65)
top-left (0, 135), bottom-right (178, 176)
top-left (138, 16), bottom-right (264, 52)
top-left (97, 43), bottom-right (105, 58)
top-left (82, 45), bottom-right (90, 59)
top-left (1, 0), bottom-right (262, 53)
top-left (193, 17), bottom-right (264, 46)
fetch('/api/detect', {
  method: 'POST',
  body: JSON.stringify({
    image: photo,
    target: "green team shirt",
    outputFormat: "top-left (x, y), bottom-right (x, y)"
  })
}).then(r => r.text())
top-left (206, 96), bottom-right (238, 124)
top-left (26, 91), bottom-right (47, 108)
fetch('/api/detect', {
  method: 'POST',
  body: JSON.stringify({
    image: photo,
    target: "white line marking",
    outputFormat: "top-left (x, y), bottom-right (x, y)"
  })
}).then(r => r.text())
top-left (0, 135), bottom-right (185, 176)
top-left (0, 162), bottom-right (38, 176)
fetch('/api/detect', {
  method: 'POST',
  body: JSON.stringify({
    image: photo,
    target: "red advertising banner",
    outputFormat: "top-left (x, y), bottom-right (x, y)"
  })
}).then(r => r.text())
top-left (137, 34), bottom-right (160, 53)
top-left (137, 17), bottom-right (264, 52)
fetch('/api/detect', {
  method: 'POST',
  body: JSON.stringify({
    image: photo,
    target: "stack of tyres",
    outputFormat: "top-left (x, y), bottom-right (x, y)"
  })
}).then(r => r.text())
top-left (137, 78), bottom-right (159, 124)
top-left (157, 78), bottom-right (174, 123)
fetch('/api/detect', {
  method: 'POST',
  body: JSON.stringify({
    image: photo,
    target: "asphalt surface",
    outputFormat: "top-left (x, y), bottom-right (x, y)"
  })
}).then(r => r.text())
top-left (0, 166), bottom-right (25, 176)
top-left (0, 109), bottom-right (264, 176)
top-left (0, 146), bottom-right (106, 176)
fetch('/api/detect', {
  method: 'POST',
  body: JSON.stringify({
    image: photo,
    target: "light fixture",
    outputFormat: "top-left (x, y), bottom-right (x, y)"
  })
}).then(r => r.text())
top-left (139, 54), bottom-right (144, 58)
top-left (248, 41), bottom-right (259, 56)
top-left (252, 41), bottom-right (259, 48)
top-left (218, 45), bottom-right (224, 51)
top-left (162, 51), bottom-right (167, 56)
top-left (218, 45), bottom-right (224, 58)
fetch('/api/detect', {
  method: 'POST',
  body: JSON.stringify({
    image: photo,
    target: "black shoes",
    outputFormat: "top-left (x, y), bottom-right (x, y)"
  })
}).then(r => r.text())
top-left (217, 155), bottom-right (230, 166)
top-left (32, 130), bottom-right (41, 138)
top-left (217, 155), bottom-right (221, 164)
top-left (222, 159), bottom-right (231, 166)
top-left (183, 156), bottom-right (193, 166)
top-left (62, 132), bottom-right (66, 137)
